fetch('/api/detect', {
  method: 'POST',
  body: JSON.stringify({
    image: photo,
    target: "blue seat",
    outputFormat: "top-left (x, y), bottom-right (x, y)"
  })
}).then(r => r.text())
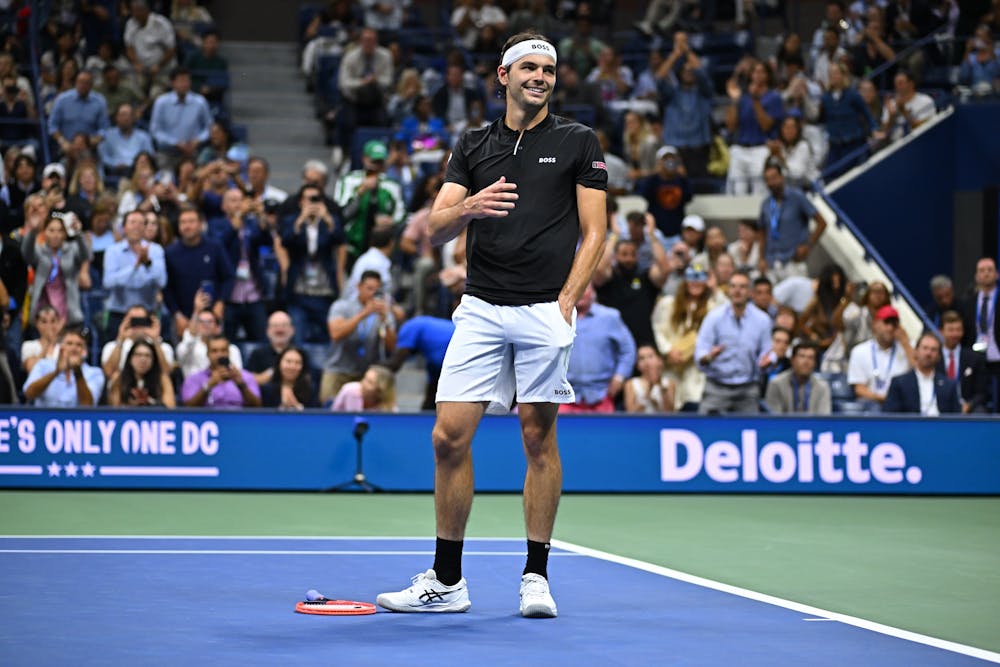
top-left (819, 372), bottom-right (854, 402)
top-left (559, 104), bottom-right (597, 128)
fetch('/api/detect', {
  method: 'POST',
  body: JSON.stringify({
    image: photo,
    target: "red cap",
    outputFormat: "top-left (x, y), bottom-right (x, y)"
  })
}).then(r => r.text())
top-left (875, 305), bottom-right (900, 321)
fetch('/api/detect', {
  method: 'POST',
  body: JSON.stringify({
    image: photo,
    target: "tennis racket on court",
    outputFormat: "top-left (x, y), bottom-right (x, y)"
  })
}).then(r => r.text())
top-left (295, 589), bottom-right (376, 616)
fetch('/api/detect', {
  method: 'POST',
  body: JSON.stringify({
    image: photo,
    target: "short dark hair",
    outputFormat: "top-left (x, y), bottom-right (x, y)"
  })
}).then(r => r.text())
top-left (370, 225), bottom-right (395, 248)
top-left (58, 326), bottom-right (88, 344)
top-left (916, 332), bottom-right (941, 351)
top-left (170, 66), bottom-right (191, 81)
top-left (940, 310), bottom-right (963, 326)
top-left (772, 326), bottom-right (792, 341)
top-left (753, 276), bottom-right (773, 289)
top-left (360, 270), bottom-right (383, 284)
top-left (792, 339), bottom-right (819, 358)
top-left (763, 160), bottom-right (783, 176)
top-left (177, 202), bottom-right (203, 220)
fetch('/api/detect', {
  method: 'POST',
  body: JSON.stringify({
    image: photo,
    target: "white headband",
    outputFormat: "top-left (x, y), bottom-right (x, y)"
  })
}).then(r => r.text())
top-left (501, 40), bottom-right (557, 70)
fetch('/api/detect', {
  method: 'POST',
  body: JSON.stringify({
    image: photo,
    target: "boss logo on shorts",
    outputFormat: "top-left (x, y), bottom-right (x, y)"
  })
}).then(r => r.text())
top-left (553, 388), bottom-right (572, 396)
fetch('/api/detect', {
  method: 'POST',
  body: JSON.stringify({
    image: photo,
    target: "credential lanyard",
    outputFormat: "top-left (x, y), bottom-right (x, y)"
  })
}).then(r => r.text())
top-left (871, 341), bottom-right (896, 391)
top-left (768, 197), bottom-right (782, 241)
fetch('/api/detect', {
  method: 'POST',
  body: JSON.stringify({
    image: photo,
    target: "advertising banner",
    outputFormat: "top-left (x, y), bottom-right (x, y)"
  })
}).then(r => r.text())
top-left (0, 410), bottom-right (997, 494)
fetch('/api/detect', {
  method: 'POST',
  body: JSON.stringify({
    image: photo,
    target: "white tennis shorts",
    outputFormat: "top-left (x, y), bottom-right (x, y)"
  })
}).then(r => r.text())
top-left (436, 294), bottom-right (577, 414)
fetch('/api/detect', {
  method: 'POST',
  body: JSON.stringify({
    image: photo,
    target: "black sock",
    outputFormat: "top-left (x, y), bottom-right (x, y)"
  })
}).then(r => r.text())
top-left (523, 540), bottom-right (550, 579)
top-left (433, 538), bottom-right (464, 586)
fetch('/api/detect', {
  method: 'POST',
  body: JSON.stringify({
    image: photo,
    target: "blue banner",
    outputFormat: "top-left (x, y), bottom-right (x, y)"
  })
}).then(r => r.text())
top-left (0, 410), bottom-right (997, 493)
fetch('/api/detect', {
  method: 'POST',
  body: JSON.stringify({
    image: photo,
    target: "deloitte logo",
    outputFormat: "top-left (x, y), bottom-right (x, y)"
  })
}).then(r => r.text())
top-left (660, 429), bottom-right (923, 486)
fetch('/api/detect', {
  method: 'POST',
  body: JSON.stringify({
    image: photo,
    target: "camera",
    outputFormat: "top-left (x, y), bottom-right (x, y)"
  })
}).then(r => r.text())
top-left (308, 194), bottom-right (323, 204)
top-left (218, 356), bottom-right (230, 368)
top-left (129, 316), bottom-right (153, 328)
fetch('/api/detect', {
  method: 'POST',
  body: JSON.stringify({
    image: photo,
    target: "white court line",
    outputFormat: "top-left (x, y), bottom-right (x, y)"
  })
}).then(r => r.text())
top-left (2, 535), bottom-right (995, 662)
top-left (0, 549), bottom-right (582, 556)
top-left (551, 539), bottom-right (1000, 665)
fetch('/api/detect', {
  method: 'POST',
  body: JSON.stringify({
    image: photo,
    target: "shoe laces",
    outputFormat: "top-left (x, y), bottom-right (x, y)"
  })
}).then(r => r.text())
top-left (522, 574), bottom-right (549, 597)
top-left (409, 569), bottom-right (434, 588)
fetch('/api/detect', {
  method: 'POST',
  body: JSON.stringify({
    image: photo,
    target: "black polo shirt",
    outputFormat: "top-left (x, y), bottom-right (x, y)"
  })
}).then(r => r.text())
top-left (445, 113), bottom-right (607, 305)
top-left (596, 269), bottom-right (659, 347)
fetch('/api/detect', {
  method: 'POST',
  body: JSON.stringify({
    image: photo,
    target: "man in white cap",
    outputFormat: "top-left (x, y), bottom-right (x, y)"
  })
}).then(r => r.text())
top-left (377, 31), bottom-right (608, 619)
top-left (636, 144), bottom-right (692, 237)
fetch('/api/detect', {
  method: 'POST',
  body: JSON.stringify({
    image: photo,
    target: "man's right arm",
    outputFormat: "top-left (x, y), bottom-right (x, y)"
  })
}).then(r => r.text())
top-left (428, 177), bottom-right (518, 246)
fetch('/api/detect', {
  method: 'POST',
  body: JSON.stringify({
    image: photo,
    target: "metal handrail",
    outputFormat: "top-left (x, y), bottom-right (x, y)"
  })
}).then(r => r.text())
top-left (819, 141), bottom-right (870, 181)
top-left (864, 24), bottom-right (948, 87)
top-left (811, 182), bottom-right (939, 336)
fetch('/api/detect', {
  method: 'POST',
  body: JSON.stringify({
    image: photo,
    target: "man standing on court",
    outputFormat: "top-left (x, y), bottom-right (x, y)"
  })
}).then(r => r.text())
top-left (377, 32), bottom-right (608, 618)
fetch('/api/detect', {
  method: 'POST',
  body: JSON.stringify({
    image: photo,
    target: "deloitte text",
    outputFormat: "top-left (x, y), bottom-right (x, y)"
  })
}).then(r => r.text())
top-left (660, 429), bottom-right (923, 486)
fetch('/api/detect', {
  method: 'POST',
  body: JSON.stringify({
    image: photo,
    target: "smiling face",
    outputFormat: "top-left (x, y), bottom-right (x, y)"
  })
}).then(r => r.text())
top-left (129, 343), bottom-right (155, 376)
top-left (500, 53), bottom-right (556, 111)
top-left (279, 349), bottom-right (304, 383)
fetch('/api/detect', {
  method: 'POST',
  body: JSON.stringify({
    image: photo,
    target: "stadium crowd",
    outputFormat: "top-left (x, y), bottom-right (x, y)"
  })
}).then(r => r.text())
top-left (1, 0), bottom-right (998, 414)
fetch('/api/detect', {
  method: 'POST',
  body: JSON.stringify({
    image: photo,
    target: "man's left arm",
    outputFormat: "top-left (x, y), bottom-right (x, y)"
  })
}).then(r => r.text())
top-left (235, 370), bottom-right (262, 408)
top-left (794, 194), bottom-right (827, 261)
top-left (558, 185), bottom-right (606, 322)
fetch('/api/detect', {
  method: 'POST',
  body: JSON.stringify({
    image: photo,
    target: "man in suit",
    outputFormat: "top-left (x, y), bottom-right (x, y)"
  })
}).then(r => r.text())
top-left (937, 310), bottom-right (989, 413)
top-left (961, 257), bottom-right (999, 411)
top-left (765, 340), bottom-right (832, 414)
top-left (884, 333), bottom-right (961, 415)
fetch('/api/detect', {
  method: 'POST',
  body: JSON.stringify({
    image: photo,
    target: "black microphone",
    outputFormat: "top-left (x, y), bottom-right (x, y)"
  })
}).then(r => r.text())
top-left (353, 416), bottom-right (370, 440)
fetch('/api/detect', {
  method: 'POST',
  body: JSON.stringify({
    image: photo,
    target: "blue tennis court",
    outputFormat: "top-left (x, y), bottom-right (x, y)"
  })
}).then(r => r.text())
top-left (0, 536), bottom-right (993, 666)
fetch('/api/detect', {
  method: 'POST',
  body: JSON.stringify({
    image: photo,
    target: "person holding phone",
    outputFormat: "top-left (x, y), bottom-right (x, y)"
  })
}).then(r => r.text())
top-left (100, 304), bottom-right (176, 377)
top-left (107, 337), bottom-right (176, 407)
top-left (181, 334), bottom-right (260, 408)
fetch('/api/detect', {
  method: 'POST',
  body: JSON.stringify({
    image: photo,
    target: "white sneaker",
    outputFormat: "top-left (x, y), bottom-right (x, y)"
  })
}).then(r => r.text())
top-left (519, 573), bottom-right (558, 618)
top-left (376, 569), bottom-right (471, 613)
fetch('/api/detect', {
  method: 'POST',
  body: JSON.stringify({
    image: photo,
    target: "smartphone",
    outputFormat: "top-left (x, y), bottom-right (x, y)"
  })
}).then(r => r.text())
top-left (218, 356), bottom-right (230, 368)
top-left (199, 280), bottom-right (215, 298)
top-left (129, 316), bottom-right (153, 328)
top-left (308, 194), bottom-right (323, 204)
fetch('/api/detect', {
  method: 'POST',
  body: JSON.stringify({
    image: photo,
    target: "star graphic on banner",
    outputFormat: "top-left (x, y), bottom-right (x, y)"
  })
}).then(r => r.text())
top-left (81, 462), bottom-right (96, 477)
top-left (47, 461), bottom-right (61, 477)
top-left (65, 461), bottom-right (79, 477)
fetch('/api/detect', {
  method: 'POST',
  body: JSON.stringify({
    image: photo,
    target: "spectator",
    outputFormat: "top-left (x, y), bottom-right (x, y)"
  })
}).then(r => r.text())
top-left (0, 52), bottom-right (33, 107)
top-left (432, 63), bottom-right (485, 134)
top-left (23, 327), bottom-right (104, 407)
top-left (695, 270), bottom-right (773, 414)
top-left (21, 213), bottom-right (91, 327)
top-left (384, 314), bottom-right (455, 411)
top-left (938, 310), bottom-right (989, 413)
top-left (655, 32), bottom-right (714, 179)
top-left (561, 284), bottom-right (637, 413)
top-left (95, 65), bottom-right (146, 121)
top-left (164, 204), bottom-right (234, 336)
top-left (181, 334), bottom-right (261, 407)
top-left (66, 162), bottom-right (104, 228)
top-left (48, 71), bottom-right (108, 157)
top-left (331, 363), bottom-right (396, 411)
top-left (620, 112), bottom-right (659, 184)
top-left (623, 343), bottom-right (675, 413)
top-left (847, 304), bottom-right (913, 409)
top-left (759, 325), bottom-right (793, 396)
top-left (812, 26), bottom-right (849, 89)
top-left (281, 183), bottom-right (346, 344)
top-left (634, 0), bottom-right (692, 36)
top-left (322, 270), bottom-right (397, 403)
top-left (765, 340), bottom-right (833, 414)
top-left (344, 223), bottom-right (395, 301)
top-left (85, 196), bottom-right (118, 280)
top-left (884, 332), bottom-right (961, 414)
top-left (586, 46), bottom-right (633, 104)
top-left (710, 253), bottom-right (737, 296)
top-left (388, 68), bottom-right (424, 127)
top-left (692, 225), bottom-right (728, 274)
top-left (212, 188), bottom-right (270, 343)
top-left (196, 122), bottom-right (233, 167)
top-left (960, 28), bottom-right (1000, 91)
top-left (384, 139), bottom-right (420, 210)
top-left (246, 156), bottom-right (288, 209)
top-left (100, 303), bottom-right (174, 376)
top-left (399, 174), bottom-right (443, 315)
top-left (106, 336), bottom-right (176, 407)
top-left (508, 0), bottom-right (564, 36)
top-left (102, 209), bottom-right (167, 336)
top-left (0, 72), bottom-right (36, 151)
top-left (6, 154), bottom-right (40, 229)
top-left (879, 69), bottom-right (935, 143)
top-left (725, 61), bottom-right (784, 195)
top-left (798, 263), bottom-right (849, 356)
top-left (338, 28), bottom-right (394, 136)
top-left (851, 8), bottom-right (896, 78)
top-left (925, 274), bottom-right (961, 329)
top-left (558, 6), bottom-right (607, 80)
top-left (246, 310), bottom-right (299, 386)
top-left (961, 257), bottom-right (999, 409)
top-left (594, 219), bottom-right (670, 348)
top-left (1, 225), bottom-right (28, 348)
top-left (636, 146), bottom-right (693, 238)
top-left (451, 0), bottom-right (508, 50)
top-left (757, 163), bottom-right (827, 284)
top-left (811, 1), bottom-right (858, 63)
top-left (334, 140), bottom-right (406, 268)
top-left (175, 308), bottom-right (243, 379)
top-left (150, 67), bottom-right (212, 170)
top-left (728, 220), bottom-right (762, 277)
top-left (260, 346), bottom-right (319, 409)
top-left (20, 306), bottom-right (64, 376)
top-left (360, 0), bottom-right (410, 33)
top-left (819, 63), bottom-right (876, 176)
top-left (185, 29), bottom-right (229, 105)
top-left (395, 94), bottom-right (449, 154)
top-left (617, 208), bottom-right (667, 274)
top-left (550, 63), bottom-right (606, 130)
top-left (124, 0), bottom-right (177, 97)
top-left (594, 129), bottom-right (630, 197)
top-left (767, 115), bottom-right (820, 188)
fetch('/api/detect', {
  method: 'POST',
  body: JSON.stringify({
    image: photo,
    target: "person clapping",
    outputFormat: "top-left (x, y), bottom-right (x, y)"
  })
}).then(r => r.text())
top-left (107, 337), bottom-right (176, 407)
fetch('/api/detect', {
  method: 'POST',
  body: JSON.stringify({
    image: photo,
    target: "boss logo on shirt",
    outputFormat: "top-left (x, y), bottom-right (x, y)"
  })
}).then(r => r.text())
top-left (538, 157), bottom-right (557, 164)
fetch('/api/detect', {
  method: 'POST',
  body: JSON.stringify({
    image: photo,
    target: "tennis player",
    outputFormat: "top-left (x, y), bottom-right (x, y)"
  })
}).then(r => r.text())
top-left (376, 33), bottom-right (608, 618)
